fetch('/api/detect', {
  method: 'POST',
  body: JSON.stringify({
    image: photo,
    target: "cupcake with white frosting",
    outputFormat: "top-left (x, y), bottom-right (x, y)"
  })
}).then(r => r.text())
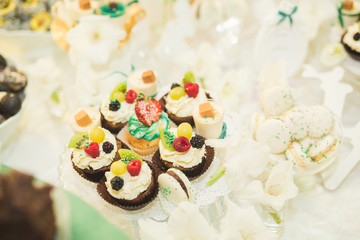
top-left (342, 22), bottom-right (360, 60)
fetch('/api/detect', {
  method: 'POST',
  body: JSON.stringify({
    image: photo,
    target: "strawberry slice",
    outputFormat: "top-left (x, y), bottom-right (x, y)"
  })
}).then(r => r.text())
top-left (135, 98), bottom-right (162, 126)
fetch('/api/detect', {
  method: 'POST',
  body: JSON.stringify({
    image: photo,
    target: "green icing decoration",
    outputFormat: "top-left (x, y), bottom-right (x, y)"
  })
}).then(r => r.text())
top-left (128, 112), bottom-right (170, 141)
top-left (219, 122), bottom-right (227, 139)
top-left (99, 3), bottom-right (126, 18)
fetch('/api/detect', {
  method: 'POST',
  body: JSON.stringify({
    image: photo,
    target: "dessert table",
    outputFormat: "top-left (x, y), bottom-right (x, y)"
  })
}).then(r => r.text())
top-left (1, 0), bottom-right (360, 239)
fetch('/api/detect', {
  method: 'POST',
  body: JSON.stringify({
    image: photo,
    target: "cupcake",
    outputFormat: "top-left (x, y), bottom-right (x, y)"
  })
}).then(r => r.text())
top-left (127, 70), bottom-right (158, 97)
top-left (68, 127), bottom-right (128, 182)
top-left (152, 123), bottom-right (215, 180)
top-left (69, 107), bottom-right (101, 134)
top-left (97, 149), bottom-right (159, 210)
top-left (100, 81), bottom-right (136, 134)
top-left (159, 71), bottom-right (210, 126)
top-left (341, 22), bottom-right (360, 60)
top-left (123, 97), bottom-right (170, 156)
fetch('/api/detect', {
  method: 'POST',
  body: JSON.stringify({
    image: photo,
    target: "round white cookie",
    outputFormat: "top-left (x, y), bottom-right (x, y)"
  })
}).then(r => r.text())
top-left (286, 141), bottom-right (312, 169)
top-left (260, 85), bottom-right (294, 116)
top-left (256, 119), bottom-right (291, 154)
top-left (306, 105), bottom-right (334, 138)
top-left (158, 168), bottom-right (193, 205)
top-left (249, 112), bottom-right (266, 140)
top-left (308, 135), bottom-right (339, 162)
top-left (282, 111), bottom-right (308, 140)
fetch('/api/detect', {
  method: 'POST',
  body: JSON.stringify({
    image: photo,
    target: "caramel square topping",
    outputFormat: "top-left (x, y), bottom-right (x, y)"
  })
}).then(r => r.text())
top-left (79, 0), bottom-right (91, 10)
top-left (199, 102), bottom-right (215, 118)
top-left (343, 0), bottom-right (354, 10)
top-left (74, 110), bottom-right (92, 127)
top-left (141, 70), bottom-right (156, 83)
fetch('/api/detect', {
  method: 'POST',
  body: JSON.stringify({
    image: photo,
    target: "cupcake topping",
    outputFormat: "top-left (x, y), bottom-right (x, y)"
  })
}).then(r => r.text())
top-left (110, 176), bottom-right (124, 191)
top-left (159, 126), bottom-right (175, 151)
top-left (109, 100), bottom-right (121, 111)
top-left (118, 149), bottom-right (143, 164)
top-left (125, 89), bottom-right (137, 104)
top-left (190, 135), bottom-right (205, 149)
top-left (177, 122), bottom-right (193, 140)
top-left (111, 161), bottom-right (127, 175)
top-left (141, 70), bottom-right (156, 83)
top-left (84, 142), bottom-right (100, 158)
top-left (68, 132), bottom-right (89, 149)
top-left (343, 0), bottom-right (354, 10)
top-left (102, 141), bottom-right (114, 154)
top-left (135, 97), bottom-right (162, 126)
top-left (169, 86), bottom-right (186, 100)
top-left (89, 127), bottom-right (105, 143)
top-left (199, 102), bottom-right (215, 118)
top-left (172, 136), bottom-right (191, 152)
top-left (184, 82), bottom-right (199, 98)
top-left (353, 32), bottom-right (360, 41)
top-left (79, 0), bottom-right (91, 10)
top-left (127, 159), bottom-right (142, 177)
top-left (74, 110), bottom-right (92, 127)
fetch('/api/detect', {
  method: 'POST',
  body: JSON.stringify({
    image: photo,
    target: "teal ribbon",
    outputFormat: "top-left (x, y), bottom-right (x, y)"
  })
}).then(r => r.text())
top-left (337, 2), bottom-right (360, 29)
top-left (277, 6), bottom-right (298, 26)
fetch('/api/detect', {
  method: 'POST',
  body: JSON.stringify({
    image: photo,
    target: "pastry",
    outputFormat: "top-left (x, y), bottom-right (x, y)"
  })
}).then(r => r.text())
top-left (193, 100), bottom-right (224, 139)
top-left (249, 112), bottom-right (266, 140)
top-left (97, 150), bottom-right (159, 211)
top-left (308, 135), bottom-right (339, 162)
top-left (69, 107), bottom-right (101, 134)
top-left (124, 97), bottom-right (170, 156)
top-left (256, 119), bottom-right (291, 154)
top-left (152, 123), bottom-right (215, 180)
top-left (68, 127), bottom-right (127, 182)
top-left (160, 71), bottom-right (209, 126)
top-left (281, 108), bottom-right (309, 141)
top-left (158, 168), bottom-right (193, 205)
top-left (260, 85), bottom-right (294, 116)
top-left (100, 81), bottom-right (135, 134)
top-left (341, 22), bottom-right (360, 60)
top-left (305, 105), bottom-right (334, 138)
top-left (128, 70), bottom-right (158, 97)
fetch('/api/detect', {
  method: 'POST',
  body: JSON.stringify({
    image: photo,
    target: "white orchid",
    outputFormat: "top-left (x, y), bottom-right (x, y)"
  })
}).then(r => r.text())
top-left (139, 202), bottom-right (217, 240)
top-left (219, 198), bottom-right (277, 240)
top-left (66, 15), bottom-right (126, 65)
top-left (238, 161), bottom-right (298, 211)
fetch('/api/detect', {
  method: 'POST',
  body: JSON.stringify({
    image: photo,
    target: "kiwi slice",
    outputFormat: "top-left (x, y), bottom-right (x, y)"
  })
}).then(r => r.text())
top-left (68, 132), bottom-right (89, 149)
top-left (110, 81), bottom-right (127, 100)
top-left (118, 149), bottom-right (143, 164)
top-left (159, 126), bottom-right (175, 151)
top-left (181, 71), bottom-right (196, 85)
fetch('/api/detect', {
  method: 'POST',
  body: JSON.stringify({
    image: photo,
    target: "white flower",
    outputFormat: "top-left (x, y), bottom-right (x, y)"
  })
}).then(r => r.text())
top-left (66, 15), bottom-right (126, 65)
top-left (219, 198), bottom-right (277, 240)
top-left (139, 202), bottom-right (218, 240)
top-left (258, 59), bottom-right (288, 92)
top-left (320, 42), bottom-right (346, 67)
top-left (238, 161), bottom-right (298, 211)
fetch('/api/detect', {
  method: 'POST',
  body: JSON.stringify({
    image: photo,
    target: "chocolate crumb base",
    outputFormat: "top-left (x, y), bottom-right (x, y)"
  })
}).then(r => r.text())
top-left (96, 160), bottom-right (160, 211)
top-left (159, 92), bottom-right (212, 126)
top-left (341, 32), bottom-right (360, 61)
top-left (152, 145), bottom-right (215, 180)
top-left (71, 139), bottom-right (129, 183)
top-left (100, 111), bottom-right (128, 134)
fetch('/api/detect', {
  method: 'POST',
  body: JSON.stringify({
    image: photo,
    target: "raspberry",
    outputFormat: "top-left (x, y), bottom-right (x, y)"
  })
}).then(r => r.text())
top-left (190, 135), bottom-right (205, 149)
top-left (110, 176), bottom-right (124, 190)
top-left (172, 136), bottom-right (191, 152)
top-left (184, 82), bottom-right (199, 98)
top-left (125, 89), bottom-right (137, 104)
top-left (109, 100), bottom-right (121, 111)
top-left (102, 141), bottom-right (114, 154)
top-left (127, 159), bottom-right (142, 177)
top-left (84, 142), bottom-right (100, 158)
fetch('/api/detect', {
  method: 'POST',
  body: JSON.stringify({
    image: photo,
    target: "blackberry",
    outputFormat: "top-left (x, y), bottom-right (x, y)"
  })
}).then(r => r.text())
top-left (190, 135), bottom-right (205, 149)
top-left (102, 141), bottom-right (114, 154)
top-left (109, 100), bottom-right (121, 111)
top-left (354, 32), bottom-right (360, 41)
top-left (110, 176), bottom-right (124, 191)
top-left (171, 83), bottom-right (181, 89)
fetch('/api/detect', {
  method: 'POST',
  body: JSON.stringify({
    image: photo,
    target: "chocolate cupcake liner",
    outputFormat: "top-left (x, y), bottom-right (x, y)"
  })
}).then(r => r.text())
top-left (341, 32), bottom-right (360, 61)
top-left (71, 139), bottom-right (129, 183)
top-left (152, 145), bottom-right (215, 180)
top-left (159, 92), bottom-right (212, 126)
top-left (100, 112), bottom-right (128, 134)
top-left (96, 161), bottom-right (160, 211)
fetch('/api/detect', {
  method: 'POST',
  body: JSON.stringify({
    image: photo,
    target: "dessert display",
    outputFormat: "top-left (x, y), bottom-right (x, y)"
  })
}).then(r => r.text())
top-left (192, 101), bottom-right (225, 139)
top-left (152, 123), bottom-right (215, 179)
top-left (127, 70), bottom-right (158, 97)
top-left (337, 0), bottom-right (360, 29)
top-left (158, 168), bottom-right (193, 205)
top-left (124, 97), bottom-right (170, 156)
top-left (69, 107), bottom-right (101, 133)
top-left (0, 54), bottom-right (27, 124)
top-left (97, 149), bottom-right (160, 210)
top-left (68, 127), bottom-right (128, 182)
top-left (251, 86), bottom-right (342, 174)
top-left (160, 71), bottom-right (209, 126)
top-left (341, 22), bottom-right (360, 60)
top-left (0, 170), bottom-right (56, 239)
top-left (100, 81), bottom-right (135, 134)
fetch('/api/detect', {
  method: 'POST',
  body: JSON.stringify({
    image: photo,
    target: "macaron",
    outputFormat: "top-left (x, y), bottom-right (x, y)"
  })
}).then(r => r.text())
top-left (281, 110), bottom-right (309, 140)
top-left (299, 137), bottom-right (313, 151)
top-left (260, 85), bottom-right (294, 116)
top-left (249, 112), bottom-right (266, 140)
top-left (158, 168), bottom-right (193, 205)
top-left (256, 119), bottom-right (291, 154)
top-left (306, 105), bottom-right (334, 138)
top-left (308, 135), bottom-right (339, 162)
top-left (285, 141), bottom-right (312, 169)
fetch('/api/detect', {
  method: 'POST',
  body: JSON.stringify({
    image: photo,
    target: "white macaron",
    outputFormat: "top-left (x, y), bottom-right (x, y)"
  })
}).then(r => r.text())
top-left (256, 119), bottom-right (291, 154)
top-left (306, 105), bottom-right (334, 138)
top-left (158, 168), bottom-right (193, 205)
top-left (285, 141), bottom-right (312, 169)
top-left (282, 110), bottom-right (309, 140)
top-left (260, 85), bottom-right (294, 116)
top-left (249, 112), bottom-right (266, 140)
top-left (308, 135), bottom-right (339, 162)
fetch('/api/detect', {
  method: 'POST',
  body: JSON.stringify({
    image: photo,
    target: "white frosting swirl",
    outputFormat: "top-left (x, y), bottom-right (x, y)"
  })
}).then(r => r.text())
top-left (105, 162), bottom-right (152, 200)
top-left (100, 96), bottom-right (134, 124)
top-left (165, 88), bottom-right (207, 117)
top-left (159, 129), bottom-right (206, 168)
top-left (344, 23), bottom-right (360, 52)
top-left (72, 128), bottom-right (117, 170)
